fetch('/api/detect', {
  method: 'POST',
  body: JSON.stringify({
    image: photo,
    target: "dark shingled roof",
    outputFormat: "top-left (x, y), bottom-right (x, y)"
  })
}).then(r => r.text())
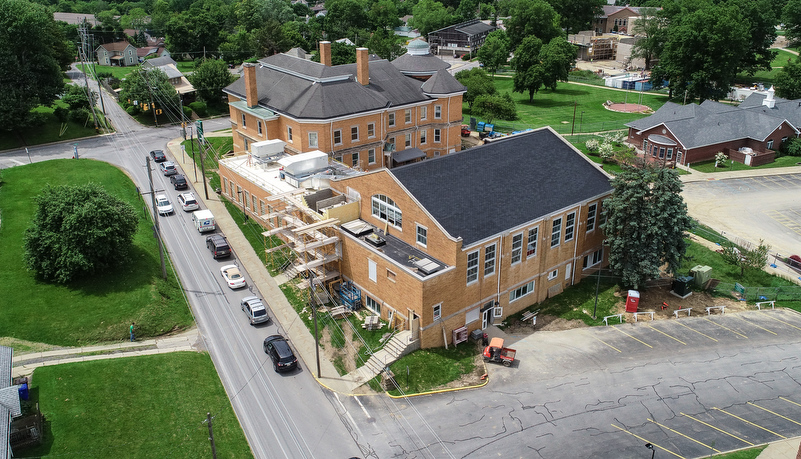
top-left (456, 21), bottom-right (495, 36)
top-left (390, 128), bottom-right (612, 246)
top-left (391, 52), bottom-right (451, 74)
top-left (421, 70), bottom-right (466, 95)
top-left (224, 53), bottom-right (464, 119)
top-left (739, 92), bottom-right (801, 128)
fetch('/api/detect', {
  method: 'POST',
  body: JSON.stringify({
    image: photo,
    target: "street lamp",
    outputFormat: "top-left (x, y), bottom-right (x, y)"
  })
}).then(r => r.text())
top-left (645, 443), bottom-right (655, 459)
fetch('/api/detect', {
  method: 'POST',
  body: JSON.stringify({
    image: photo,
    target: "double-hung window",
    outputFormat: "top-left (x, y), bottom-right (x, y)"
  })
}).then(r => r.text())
top-left (421, 106), bottom-right (427, 120)
top-left (434, 105), bottom-right (441, 119)
top-left (388, 113), bottom-right (395, 127)
top-left (405, 109), bottom-right (411, 124)
top-left (333, 129), bottom-right (342, 145)
top-left (551, 217), bottom-right (562, 247)
top-left (484, 244), bottom-right (496, 276)
top-left (586, 204), bottom-right (597, 232)
top-left (434, 129), bottom-right (441, 143)
top-left (416, 224), bottom-right (427, 246)
top-left (466, 251), bottom-right (479, 284)
top-left (308, 132), bottom-right (318, 148)
top-left (367, 123), bottom-right (375, 138)
top-left (351, 126), bottom-right (359, 141)
top-left (511, 234), bottom-right (522, 264)
top-left (564, 212), bottom-right (575, 242)
top-left (287, 126), bottom-right (293, 142)
top-left (526, 227), bottom-right (538, 257)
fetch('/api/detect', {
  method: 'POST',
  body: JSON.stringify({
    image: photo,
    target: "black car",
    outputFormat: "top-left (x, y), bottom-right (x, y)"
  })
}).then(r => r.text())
top-left (206, 234), bottom-right (231, 259)
top-left (263, 335), bottom-right (298, 372)
top-left (170, 174), bottom-right (188, 190)
top-left (150, 150), bottom-right (166, 162)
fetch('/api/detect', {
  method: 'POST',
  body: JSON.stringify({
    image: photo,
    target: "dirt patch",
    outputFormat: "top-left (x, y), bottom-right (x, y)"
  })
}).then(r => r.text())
top-left (431, 347), bottom-right (487, 391)
top-left (505, 315), bottom-right (587, 334)
top-left (320, 318), bottom-right (361, 375)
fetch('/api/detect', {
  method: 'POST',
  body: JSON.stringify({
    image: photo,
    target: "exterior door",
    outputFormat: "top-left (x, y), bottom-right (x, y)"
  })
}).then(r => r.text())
top-left (482, 308), bottom-right (493, 329)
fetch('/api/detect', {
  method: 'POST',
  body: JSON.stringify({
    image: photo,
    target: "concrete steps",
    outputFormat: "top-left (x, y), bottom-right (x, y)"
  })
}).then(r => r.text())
top-left (345, 330), bottom-right (420, 387)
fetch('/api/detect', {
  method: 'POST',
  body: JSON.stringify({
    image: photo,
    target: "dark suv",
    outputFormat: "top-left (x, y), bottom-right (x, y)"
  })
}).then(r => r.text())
top-left (170, 174), bottom-right (188, 190)
top-left (263, 335), bottom-right (298, 372)
top-left (206, 234), bottom-right (231, 259)
top-left (149, 150), bottom-right (166, 162)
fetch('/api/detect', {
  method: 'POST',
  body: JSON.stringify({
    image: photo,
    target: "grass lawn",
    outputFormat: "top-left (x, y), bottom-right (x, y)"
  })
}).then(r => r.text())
top-left (21, 353), bottom-right (251, 458)
top-left (734, 49), bottom-right (798, 85)
top-left (387, 344), bottom-right (478, 395)
top-left (706, 446), bottom-right (766, 459)
top-left (0, 101), bottom-right (104, 151)
top-left (0, 159), bottom-right (193, 347)
top-left (690, 155), bottom-right (801, 172)
top-left (465, 78), bottom-right (670, 135)
top-left (176, 61), bottom-right (195, 73)
top-left (77, 64), bottom-right (135, 80)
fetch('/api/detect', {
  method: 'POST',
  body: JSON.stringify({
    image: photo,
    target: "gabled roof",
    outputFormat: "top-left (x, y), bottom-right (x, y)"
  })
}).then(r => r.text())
top-left (429, 19), bottom-right (494, 37)
top-left (142, 55), bottom-right (176, 68)
top-left (224, 52), bottom-right (463, 120)
top-left (626, 98), bottom-right (800, 149)
top-left (421, 69), bottom-right (466, 95)
top-left (739, 92), bottom-right (801, 129)
top-left (390, 128), bottom-right (612, 246)
top-left (97, 41), bottom-right (135, 52)
top-left (600, 5), bottom-right (651, 18)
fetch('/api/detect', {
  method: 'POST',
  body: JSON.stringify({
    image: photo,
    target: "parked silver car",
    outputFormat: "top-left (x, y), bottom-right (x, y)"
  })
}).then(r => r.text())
top-left (241, 296), bottom-right (270, 325)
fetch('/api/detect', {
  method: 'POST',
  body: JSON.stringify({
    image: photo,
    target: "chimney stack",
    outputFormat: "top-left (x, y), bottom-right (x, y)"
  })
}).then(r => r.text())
top-left (356, 47), bottom-right (369, 86)
top-left (243, 63), bottom-right (258, 108)
top-left (320, 41), bottom-right (332, 67)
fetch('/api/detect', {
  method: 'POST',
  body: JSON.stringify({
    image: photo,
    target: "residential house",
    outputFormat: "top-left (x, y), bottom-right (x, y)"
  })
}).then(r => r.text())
top-left (95, 41), bottom-right (138, 67)
top-left (427, 19), bottom-right (496, 58)
top-left (594, 5), bottom-right (649, 34)
top-left (137, 45), bottom-right (170, 62)
top-left (625, 88), bottom-right (800, 166)
top-left (221, 42), bottom-right (465, 171)
top-left (142, 56), bottom-right (195, 98)
top-left (53, 12), bottom-right (98, 26)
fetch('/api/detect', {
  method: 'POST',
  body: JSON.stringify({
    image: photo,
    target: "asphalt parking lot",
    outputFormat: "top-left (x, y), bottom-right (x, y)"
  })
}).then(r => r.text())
top-left (682, 173), bottom-right (801, 257)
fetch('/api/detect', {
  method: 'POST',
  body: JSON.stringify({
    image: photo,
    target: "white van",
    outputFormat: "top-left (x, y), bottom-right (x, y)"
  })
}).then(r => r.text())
top-left (192, 209), bottom-right (216, 233)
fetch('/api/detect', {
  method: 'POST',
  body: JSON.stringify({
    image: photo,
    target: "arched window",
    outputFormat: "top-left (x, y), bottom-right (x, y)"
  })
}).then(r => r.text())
top-left (371, 194), bottom-right (402, 228)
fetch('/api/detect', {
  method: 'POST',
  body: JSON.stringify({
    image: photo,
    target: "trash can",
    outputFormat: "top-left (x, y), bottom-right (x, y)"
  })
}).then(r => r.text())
top-left (470, 329), bottom-right (484, 342)
top-left (18, 383), bottom-right (29, 401)
top-left (626, 290), bottom-right (640, 313)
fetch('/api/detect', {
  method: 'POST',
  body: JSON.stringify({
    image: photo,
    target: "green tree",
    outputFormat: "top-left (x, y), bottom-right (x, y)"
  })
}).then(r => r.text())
top-left (505, 0), bottom-right (561, 49)
top-left (629, 7), bottom-right (664, 70)
top-left (455, 67), bottom-right (497, 110)
top-left (23, 183), bottom-right (138, 284)
top-left (775, 56), bottom-right (801, 100)
top-left (477, 30), bottom-right (509, 75)
top-left (369, 0), bottom-right (401, 30)
top-left (366, 28), bottom-right (404, 60)
top-left (409, 0), bottom-right (455, 38)
top-left (512, 36), bottom-right (575, 102)
top-left (784, 0), bottom-right (801, 46)
top-left (0, 0), bottom-right (70, 130)
top-left (547, 0), bottom-right (605, 35)
top-left (311, 41), bottom-right (358, 64)
top-left (120, 7), bottom-right (148, 30)
top-left (473, 92), bottom-right (517, 123)
top-left (61, 84), bottom-right (95, 111)
top-left (511, 36), bottom-right (544, 102)
top-left (456, 0), bottom-right (479, 22)
top-left (120, 67), bottom-right (179, 115)
top-left (721, 240), bottom-right (770, 278)
top-left (189, 59), bottom-right (237, 106)
top-left (220, 30), bottom-right (258, 64)
top-left (325, 0), bottom-right (370, 39)
top-left (602, 165), bottom-right (692, 289)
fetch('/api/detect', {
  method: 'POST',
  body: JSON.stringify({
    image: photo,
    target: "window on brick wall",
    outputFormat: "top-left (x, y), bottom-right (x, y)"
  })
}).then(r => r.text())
top-left (526, 227), bottom-right (538, 257)
top-left (334, 129), bottom-right (342, 145)
top-left (484, 243), bottom-right (496, 276)
top-left (586, 204), bottom-right (597, 232)
top-left (564, 212), bottom-right (576, 242)
top-left (511, 233), bottom-right (522, 264)
top-left (466, 250), bottom-right (479, 284)
top-left (551, 217), bottom-right (562, 248)
top-left (367, 123), bottom-right (375, 138)
top-left (309, 132), bottom-right (318, 148)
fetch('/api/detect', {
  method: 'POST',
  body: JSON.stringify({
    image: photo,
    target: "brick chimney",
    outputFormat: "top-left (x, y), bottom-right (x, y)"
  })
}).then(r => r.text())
top-left (320, 41), bottom-right (332, 67)
top-left (243, 63), bottom-right (258, 108)
top-left (356, 47), bottom-right (369, 86)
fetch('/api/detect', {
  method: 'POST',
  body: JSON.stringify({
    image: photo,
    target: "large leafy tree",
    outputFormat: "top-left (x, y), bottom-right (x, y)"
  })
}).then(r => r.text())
top-left (473, 92), bottom-right (517, 123)
top-left (602, 165), bottom-right (692, 290)
top-left (409, 0), bottom-right (455, 38)
top-left (505, 0), bottom-right (562, 50)
top-left (775, 55), bottom-right (801, 100)
top-left (120, 67), bottom-right (180, 115)
top-left (784, 0), bottom-right (801, 46)
top-left (366, 28), bottom-right (404, 61)
top-left (189, 59), bottom-right (237, 106)
top-left (512, 36), bottom-right (575, 102)
top-left (24, 183), bottom-right (138, 284)
top-left (629, 7), bottom-right (664, 70)
top-left (456, 0), bottom-right (479, 22)
top-left (369, 0), bottom-right (401, 30)
top-left (324, 0), bottom-right (370, 40)
top-left (0, 0), bottom-right (71, 131)
top-left (477, 30), bottom-right (509, 75)
top-left (546, 0), bottom-right (605, 35)
top-left (455, 67), bottom-right (497, 110)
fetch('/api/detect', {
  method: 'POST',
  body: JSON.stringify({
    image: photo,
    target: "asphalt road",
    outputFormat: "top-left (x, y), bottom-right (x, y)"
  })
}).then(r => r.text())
top-left (0, 74), bottom-right (366, 458)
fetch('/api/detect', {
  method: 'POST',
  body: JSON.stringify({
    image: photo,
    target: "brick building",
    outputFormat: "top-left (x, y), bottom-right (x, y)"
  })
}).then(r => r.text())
top-left (626, 88), bottom-right (801, 166)
top-left (221, 42), bottom-right (465, 171)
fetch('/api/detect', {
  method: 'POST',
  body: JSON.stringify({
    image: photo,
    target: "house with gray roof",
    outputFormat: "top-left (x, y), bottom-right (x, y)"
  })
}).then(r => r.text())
top-left (625, 87), bottom-right (800, 166)
top-left (95, 41), bottom-right (138, 67)
top-left (322, 127), bottom-right (611, 347)
top-left (427, 19), bottom-right (496, 58)
top-left (142, 56), bottom-right (195, 97)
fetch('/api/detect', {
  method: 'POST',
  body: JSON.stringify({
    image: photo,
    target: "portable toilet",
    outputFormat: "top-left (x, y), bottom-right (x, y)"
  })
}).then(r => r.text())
top-left (626, 290), bottom-right (640, 313)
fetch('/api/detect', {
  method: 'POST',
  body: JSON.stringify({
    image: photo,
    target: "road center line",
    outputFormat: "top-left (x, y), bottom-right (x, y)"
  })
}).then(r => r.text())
top-left (648, 418), bottom-right (720, 453)
top-left (611, 424), bottom-right (685, 458)
top-left (681, 412), bottom-right (754, 445)
top-left (674, 321), bottom-right (719, 342)
top-left (714, 407), bottom-right (787, 438)
top-left (610, 326), bottom-right (653, 348)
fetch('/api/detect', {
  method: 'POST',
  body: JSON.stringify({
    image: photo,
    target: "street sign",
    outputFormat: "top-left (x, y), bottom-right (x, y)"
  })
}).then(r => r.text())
top-left (195, 120), bottom-right (204, 142)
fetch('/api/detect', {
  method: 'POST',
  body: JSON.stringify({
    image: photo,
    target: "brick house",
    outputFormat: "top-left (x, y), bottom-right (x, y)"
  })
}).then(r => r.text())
top-left (95, 41), bottom-right (138, 66)
top-left (427, 19), bottom-right (495, 58)
top-left (594, 6), bottom-right (649, 34)
top-left (221, 42), bottom-right (465, 171)
top-left (626, 88), bottom-right (800, 166)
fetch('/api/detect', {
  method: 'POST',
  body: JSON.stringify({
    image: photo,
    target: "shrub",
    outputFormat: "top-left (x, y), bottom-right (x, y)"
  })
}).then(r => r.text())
top-left (189, 101), bottom-right (208, 118)
top-left (585, 138), bottom-right (599, 152)
top-left (53, 106), bottom-right (69, 123)
top-left (125, 105), bottom-right (140, 116)
top-left (461, 54), bottom-right (471, 61)
top-left (786, 137), bottom-right (801, 157)
top-left (714, 151), bottom-right (728, 167)
top-left (598, 142), bottom-right (614, 161)
top-left (183, 105), bottom-right (193, 120)
top-left (68, 108), bottom-right (91, 123)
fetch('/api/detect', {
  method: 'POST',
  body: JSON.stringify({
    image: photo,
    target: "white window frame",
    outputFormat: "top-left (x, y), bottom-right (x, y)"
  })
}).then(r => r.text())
top-left (405, 109), bottom-right (411, 124)
top-left (258, 121), bottom-right (263, 136)
top-left (308, 131), bottom-right (318, 148)
top-left (526, 227), bottom-right (538, 257)
top-left (466, 250), bottom-right (479, 284)
top-left (368, 259), bottom-right (377, 282)
top-left (416, 224), bottom-right (427, 246)
top-left (388, 113), bottom-right (395, 127)
top-left (551, 217), bottom-right (562, 248)
top-left (333, 129), bottom-right (342, 145)
top-left (420, 106), bottom-right (427, 120)
top-left (365, 296), bottom-right (380, 314)
top-left (509, 280), bottom-right (535, 302)
top-left (548, 269), bottom-right (558, 280)
top-left (484, 243), bottom-right (496, 276)
top-left (767, 139), bottom-right (774, 149)
top-left (434, 105), bottom-right (442, 119)
top-left (405, 133), bottom-right (412, 147)
top-left (584, 248), bottom-right (603, 269)
top-left (564, 212), bottom-right (576, 243)
top-left (511, 233), bottom-right (523, 264)
top-left (420, 129), bottom-right (427, 144)
top-left (241, 113), bottom-right (246, 128)
top-left (586, 204), bottom-right (597, 232)
top-left (371, 194), bottom-right (402, 228)
top-left (368, 148), bottom-right (376, 164)
top-left (433, 303), bottom-right (442, 321)
top-left (367, 123), bottom-right (375, 138)
top-left (287, 126), bottom-right (293, 142)
top-left (351, 126), bottom-right (359, 141)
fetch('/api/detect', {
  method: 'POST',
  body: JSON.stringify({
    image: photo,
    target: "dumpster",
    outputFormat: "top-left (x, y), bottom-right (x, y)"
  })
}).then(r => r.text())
top-left (672, 276), bottom-right (694, 297)
top-left (18, 383), bottom-right (29, 401)
top-left (626, 290), bottom-right (640, 313)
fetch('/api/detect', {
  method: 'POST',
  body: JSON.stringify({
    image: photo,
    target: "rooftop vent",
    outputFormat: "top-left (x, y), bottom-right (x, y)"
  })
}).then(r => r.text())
top-left (365, 232), bottom-right (386, 247)
top-left (414, 258), bottom-right (440, 275)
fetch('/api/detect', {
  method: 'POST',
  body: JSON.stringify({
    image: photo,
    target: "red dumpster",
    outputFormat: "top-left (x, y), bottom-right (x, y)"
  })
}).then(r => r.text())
top-left (626, 290), bottom-right (640, 313)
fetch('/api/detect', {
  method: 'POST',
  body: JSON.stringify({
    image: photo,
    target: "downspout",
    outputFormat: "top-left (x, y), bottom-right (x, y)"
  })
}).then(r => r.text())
top-left (571, 205), bottom-right (580, 286)
top-left (496, 233), bottom-right (503, 306)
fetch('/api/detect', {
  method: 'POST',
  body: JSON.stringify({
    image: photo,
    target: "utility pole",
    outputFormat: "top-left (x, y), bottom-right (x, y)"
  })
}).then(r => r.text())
top-left (77, 25), bottom-right (100, 133)
top-left (146, 157), bottom-right (168, 279)
top-left (570, 102), bottom-right (577, 135)
top-left (204, 412), bottom-right (217, 459)
top-left (198, 140), bottom-right (209, 199)
top-left (189, 127), bottom-right (198, 182)
top-left (179, 98), bottom-right (187, 139)
top-left (89, 33), bottom-right (107, 117)
top-left (141, 69), bottom-right (159, 126)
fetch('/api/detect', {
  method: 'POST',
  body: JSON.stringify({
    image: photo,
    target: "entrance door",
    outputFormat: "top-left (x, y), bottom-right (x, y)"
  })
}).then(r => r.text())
top-left (481, 301), bottom-right (495, 329)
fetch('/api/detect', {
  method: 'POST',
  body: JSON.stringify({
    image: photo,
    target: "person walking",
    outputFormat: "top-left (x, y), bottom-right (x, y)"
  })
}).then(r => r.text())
top-left (130, 322), bottom-right (135, 342)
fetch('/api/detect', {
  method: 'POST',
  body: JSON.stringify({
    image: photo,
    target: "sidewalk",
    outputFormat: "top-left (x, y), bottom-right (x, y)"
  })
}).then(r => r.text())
top-left (679, 164), bottom-right (801, 183)
top-left (165, 138), bottom-right (368, 395)
top-left (756, 438), bottom-right (801, 458)
top-left (12, 328), bottom-right (202, 378)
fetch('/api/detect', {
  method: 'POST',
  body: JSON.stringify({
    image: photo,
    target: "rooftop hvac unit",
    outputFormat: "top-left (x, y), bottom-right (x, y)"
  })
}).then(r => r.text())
top-left (250, 139), bottom-right (286, 159)
top-left (414, 258), bottom-right (440, 275)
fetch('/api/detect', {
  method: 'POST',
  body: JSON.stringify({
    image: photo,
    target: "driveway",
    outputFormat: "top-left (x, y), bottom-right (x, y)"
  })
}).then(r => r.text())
top-left (682, 173), bottom-right (801, 257)
top-left (343, 309), bottom-right (801, 458)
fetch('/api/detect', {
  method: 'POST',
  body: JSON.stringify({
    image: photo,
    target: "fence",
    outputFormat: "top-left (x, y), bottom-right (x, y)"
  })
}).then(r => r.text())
top-left (711, 282), bottom-right (801, 302)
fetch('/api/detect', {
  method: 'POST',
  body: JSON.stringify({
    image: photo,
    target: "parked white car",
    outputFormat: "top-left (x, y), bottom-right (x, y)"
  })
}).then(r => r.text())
top-left (220, 265), bottom-right (246, 289)
top-left (155, 194), bottom-right (173, 215)
top-left (178, 192), bottom-right (199, 212)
